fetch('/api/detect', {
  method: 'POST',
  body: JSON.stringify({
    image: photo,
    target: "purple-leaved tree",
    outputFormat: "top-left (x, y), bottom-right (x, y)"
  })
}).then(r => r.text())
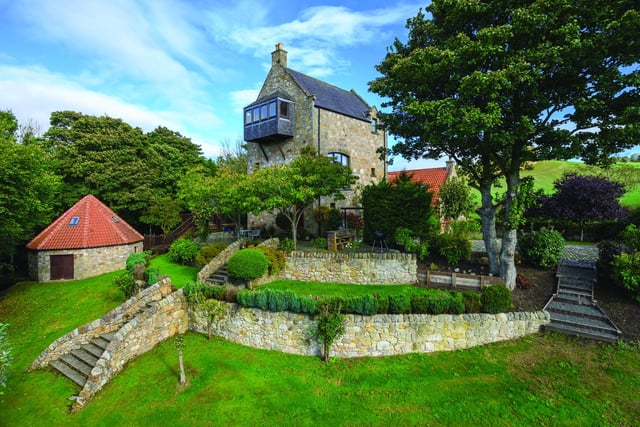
top-left (539, 173), bottom-right (626, 241)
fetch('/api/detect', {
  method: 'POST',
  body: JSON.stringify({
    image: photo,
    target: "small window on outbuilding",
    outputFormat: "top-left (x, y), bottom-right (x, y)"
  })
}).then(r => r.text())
top-left (371, 167), bottom-right (376, 177)
top-left (69, 216), bottom-right (80, 226)
top-left (371, 118), bottom-right (377, 133)
top-left (111, 215), bottom-right (120, 223)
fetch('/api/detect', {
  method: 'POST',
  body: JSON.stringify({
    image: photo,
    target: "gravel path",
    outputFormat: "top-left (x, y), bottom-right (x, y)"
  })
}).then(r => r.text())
top-left (471, 240), bottom-right (598, 263)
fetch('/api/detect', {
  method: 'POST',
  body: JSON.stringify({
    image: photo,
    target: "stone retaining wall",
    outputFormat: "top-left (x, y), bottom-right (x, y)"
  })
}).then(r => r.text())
top-left (189, 302), bottom-right (549, 358)
top-left (279, 251), bottom-right (417, 284)
top-left (197, 239), bottom-right (245, 283)
top-left (28, 278), bottom-right (175, 370)
top-left (73, 282), bottom-right (187, 411)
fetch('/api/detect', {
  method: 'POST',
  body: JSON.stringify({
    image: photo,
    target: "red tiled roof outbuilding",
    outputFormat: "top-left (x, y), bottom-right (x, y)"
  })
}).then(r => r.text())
top-left (387, 167), bottom-right (449, 204)
top-left (26, 195), bottom-right (143, 250)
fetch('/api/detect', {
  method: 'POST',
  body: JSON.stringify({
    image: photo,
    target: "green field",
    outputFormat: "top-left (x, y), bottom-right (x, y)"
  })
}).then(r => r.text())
top-left (469, 160), bottom-right (640, 207)
top-left (1, 272), bottom-right (639, 426)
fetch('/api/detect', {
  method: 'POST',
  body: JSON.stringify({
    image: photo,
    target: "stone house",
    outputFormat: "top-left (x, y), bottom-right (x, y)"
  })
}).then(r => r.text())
top-left (244, 43), bottom-right (387, 235)
top-left (26, 194), bottom-right (143, 282)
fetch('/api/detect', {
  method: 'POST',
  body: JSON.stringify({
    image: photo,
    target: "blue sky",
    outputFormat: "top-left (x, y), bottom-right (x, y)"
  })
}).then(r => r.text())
top-left (0, 0), bottom-right (442, 171)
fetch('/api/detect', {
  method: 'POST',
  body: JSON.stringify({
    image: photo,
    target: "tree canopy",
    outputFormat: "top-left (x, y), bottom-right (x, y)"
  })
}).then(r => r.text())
top-left (253, 145), bottom-right (357, 248)
top-left (0, 111), bottom-right (61, 267)
top-left (42, 111), bottom-right (205, 229)
top-left (370, 0), bottom-right (639, 288)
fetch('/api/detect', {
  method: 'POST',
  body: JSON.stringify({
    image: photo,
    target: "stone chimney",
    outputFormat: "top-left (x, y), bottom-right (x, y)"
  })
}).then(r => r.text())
top-left (272, 42), bottom-right (287, 67)
top-left (445, 158), bottom-right (457, 178)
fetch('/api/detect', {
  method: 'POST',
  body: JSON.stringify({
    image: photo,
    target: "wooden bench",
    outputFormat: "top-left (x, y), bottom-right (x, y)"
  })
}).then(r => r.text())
top-left (327, 229), bottom-right (356, 251)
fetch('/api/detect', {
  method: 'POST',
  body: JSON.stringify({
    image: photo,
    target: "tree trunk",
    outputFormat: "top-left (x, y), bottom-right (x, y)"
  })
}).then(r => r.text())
top-left (499, 169), bottom-right (521, 290)
top-left (477, 179), bottom-right (500, 275)
top-left (500, 229), bottom-right (518, 290)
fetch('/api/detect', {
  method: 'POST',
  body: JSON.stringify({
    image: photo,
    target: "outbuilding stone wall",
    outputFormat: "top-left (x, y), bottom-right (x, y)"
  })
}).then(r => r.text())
top-left (28, 241), bottom-right (143, 282)
top-left (189, 302), bottom-right (550, 358)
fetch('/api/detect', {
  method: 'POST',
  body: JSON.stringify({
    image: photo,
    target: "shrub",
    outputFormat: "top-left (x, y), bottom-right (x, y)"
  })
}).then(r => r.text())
top-left (620, 224), bottom-right (640, 252)
top-left (395, 227), bottom-right (429, 259)
top-left (611, 252), bottom-right (640, 302)
top-left (314, 302), bottom-right (345, 362)
top-left (0, 322), bottom-right (13, 394)
top-left (195, 242), bottom-right (229, 266)
top-left (375, 295), bottom-right (389, 314)
top-left (113, 272), bottom-right (135, 299)
top-left (448, 291), bottom-right (465, 314)
top-left (227, 249), bottom-right (270, 281)
top-left (125, 251), bottom-right (149, 275)
top-left (597, 239), bottom-right (629, 278)
top-left (280, 238), bottom-right (295, 252)
top-left (410, 294), bottom-right (430, 313)
top-left (481, 285), bottom-right (513, 313)
top-left (145, 267), bottom-right (159, 285)
top-left (388, 294), bottom-right (411, 314)
top-left (256, 246), bottom-right (286, 275)
top-left (351, 294), bottom-right (377, 315)
top-left (313, 237), bottom-right (327, 250)
top-left (462, 291), bottom-right (481, 313)
top-left (436, 233), bottom-right (472, 265)
top-left (169, 237), bottom-right (200, 265)
top-left (518, 228), bottom-right (565, 269)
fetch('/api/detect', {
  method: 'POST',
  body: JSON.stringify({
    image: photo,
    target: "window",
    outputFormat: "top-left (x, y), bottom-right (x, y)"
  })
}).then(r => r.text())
top-left (111, 215), bottom-right (120, 223)
top-left (371, 167), bottom-right (376, 177)
top-left (269, 101), bottom-right (277, 117)
top-left (69, 216), bottom-right (80, 226)
top-left (371, 118), bottom-right (377, 133)
top-left (260, 104), bottom-right (268, 120)
top-left (280, 101), bottom-right (289, 118)
top-left (328, 152), bottom-right (350, 167)
top-left (245, 110), bottom-right (252, 124)
top-left (253, 107), bottom-right (260, 121)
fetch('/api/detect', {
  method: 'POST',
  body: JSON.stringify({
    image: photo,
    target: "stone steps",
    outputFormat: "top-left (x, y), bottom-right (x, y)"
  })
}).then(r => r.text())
top-left (543, 259), bottom-right (621, 343)
top-left (206, 264), bottom-right (228, 286)
top-left (49, 333), bottom-right (115, 388)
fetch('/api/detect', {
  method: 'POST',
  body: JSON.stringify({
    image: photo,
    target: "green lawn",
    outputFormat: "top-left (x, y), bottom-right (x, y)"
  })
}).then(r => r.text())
top-left (1, 273), bottom-right (639, 425)
top-left (148, 253), bottom-right (200, 288)
top-left (263, 280), bottom-right (425, 298)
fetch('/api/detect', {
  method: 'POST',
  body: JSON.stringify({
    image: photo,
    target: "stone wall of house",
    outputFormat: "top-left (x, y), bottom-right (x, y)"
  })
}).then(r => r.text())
top-left (189, 302), bottom-right (550, 358)
top-left (28, 241), bottom-right (143, 282)
top-left (278, 251), bottom-right (417, 285)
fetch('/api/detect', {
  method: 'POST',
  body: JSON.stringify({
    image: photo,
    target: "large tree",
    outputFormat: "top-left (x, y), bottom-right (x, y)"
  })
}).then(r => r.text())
top-left (253, 146), bottom-right (356, 248)
top-left (0, 111), bottom-right (61, 271)
top-left (42, 111), bottom-right (205, 229)
top-left (370, 0), bottom-right (639, 288)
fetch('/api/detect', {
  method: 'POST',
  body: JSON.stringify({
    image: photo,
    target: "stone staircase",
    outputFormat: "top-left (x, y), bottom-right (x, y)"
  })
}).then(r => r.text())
top-left (49, 333), bottom-right (115, 387)
top-left (543, 259), bottom-right (621, 343)
top-left (205, 264), bottom-right (229, 286)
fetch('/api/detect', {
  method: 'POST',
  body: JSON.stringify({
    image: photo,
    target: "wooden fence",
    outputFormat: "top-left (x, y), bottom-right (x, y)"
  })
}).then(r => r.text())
top-left (417, 271), bottom-right (505, 290)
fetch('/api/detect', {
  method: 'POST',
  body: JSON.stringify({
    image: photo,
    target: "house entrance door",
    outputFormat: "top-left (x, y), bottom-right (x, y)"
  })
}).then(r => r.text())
top-left (50, 254), bottom-right (74, 280)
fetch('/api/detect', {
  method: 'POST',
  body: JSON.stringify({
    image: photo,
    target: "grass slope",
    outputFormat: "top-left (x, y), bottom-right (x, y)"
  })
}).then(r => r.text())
top-left (470, 160), bottom-right (640, 207)
top-left (1, 274), bottom-right (639, 425)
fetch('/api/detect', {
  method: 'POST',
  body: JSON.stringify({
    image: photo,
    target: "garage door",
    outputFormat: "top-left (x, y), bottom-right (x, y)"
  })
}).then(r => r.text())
top-left (50, 254), bottom-right (74, 280)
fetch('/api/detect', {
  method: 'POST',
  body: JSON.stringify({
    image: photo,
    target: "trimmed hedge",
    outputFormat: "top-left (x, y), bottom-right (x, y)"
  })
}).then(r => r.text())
top-left (233, 287), bottom-right (510, 316)
top-left (227, 249), bottom-right (270, 280)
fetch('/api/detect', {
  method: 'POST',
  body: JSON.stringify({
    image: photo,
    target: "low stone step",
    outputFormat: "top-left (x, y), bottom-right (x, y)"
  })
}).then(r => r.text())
top-left (557, 266), bottom-right (597, 281)
top-left (60, 354), bottom-right (93, 376)
top-left (50, 360), bottom-right (87, 387)
top-left (101, 332), bottom-right (116, 342)
top-left (558, 277), bottom-right (595, 290)
top-left (545, 300), bottom-right (604, 321)
top-left (83, 342), bottom-right (106, 358)
top-left (71, 348), bottom-right (98, 366)
top-left (544, 322), bottom-right (619, 343)
top-left (555, 289), bottom-right (593, 303)
top-left (548, 312), bottom-right (620, 336)
top-left (91, 336), bottom-right (110, 350)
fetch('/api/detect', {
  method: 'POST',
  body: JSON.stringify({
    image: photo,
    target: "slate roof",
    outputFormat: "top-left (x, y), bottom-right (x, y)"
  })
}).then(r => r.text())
top-left (286, 68), bottom-right (372, 122)
top-left (388, 167), bottom-right (450, 205)
top-left (26, 195), bottom-right (143, 250)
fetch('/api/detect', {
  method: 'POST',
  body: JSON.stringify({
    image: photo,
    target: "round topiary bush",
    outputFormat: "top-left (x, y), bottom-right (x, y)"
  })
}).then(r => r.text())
top-left (227, 248), bottom-right (270, 281)
top-left (518, 228), bottom-right (565, 269)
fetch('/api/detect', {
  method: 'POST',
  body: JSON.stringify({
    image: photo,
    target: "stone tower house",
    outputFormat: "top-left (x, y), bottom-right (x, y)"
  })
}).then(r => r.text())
top-left (244, 43), bottom-right (387, 234)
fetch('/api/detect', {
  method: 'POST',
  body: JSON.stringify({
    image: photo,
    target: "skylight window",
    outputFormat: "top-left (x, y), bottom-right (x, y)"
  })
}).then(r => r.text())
top-left (69, 216), bottom-right (80, 226)
top-left (111, 215), bottom-right (120, 223)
